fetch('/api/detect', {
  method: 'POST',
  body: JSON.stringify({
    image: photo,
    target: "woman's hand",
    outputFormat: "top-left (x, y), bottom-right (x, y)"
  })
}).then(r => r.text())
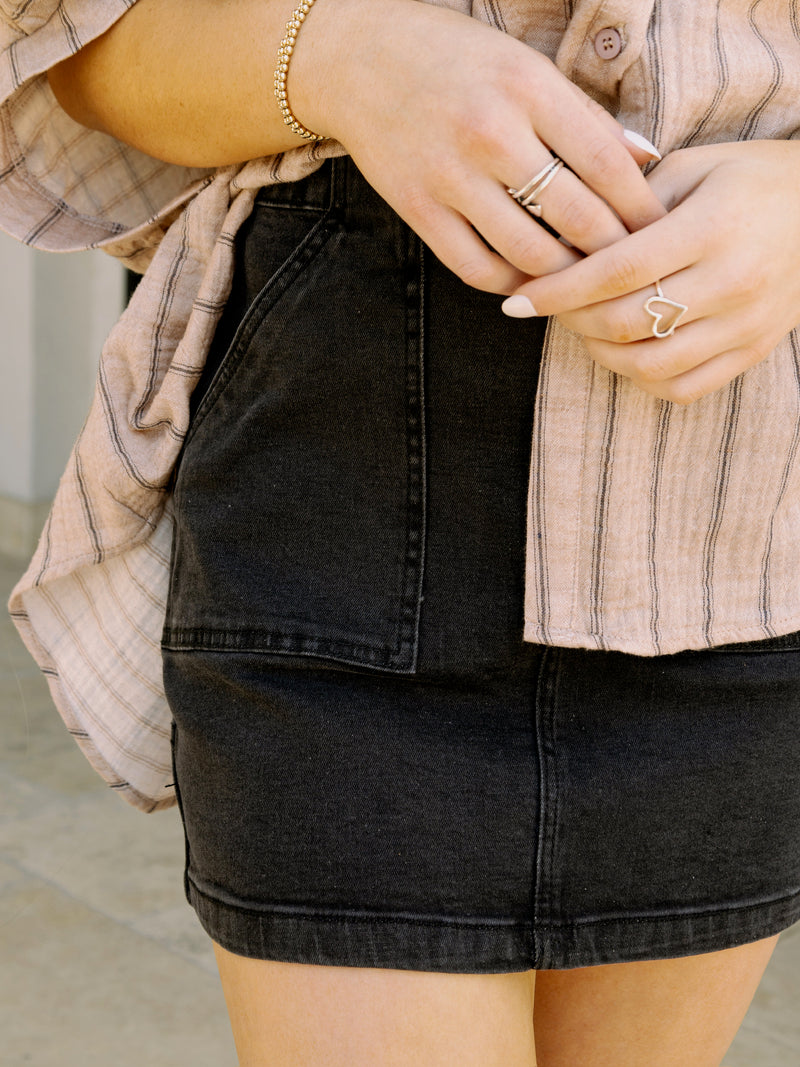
top-left (291, 0), bottom-right (664, 294)
top-left (49, 0), bottom-right (663, 294)
top-left (502, 140), bottom-right (800, 404)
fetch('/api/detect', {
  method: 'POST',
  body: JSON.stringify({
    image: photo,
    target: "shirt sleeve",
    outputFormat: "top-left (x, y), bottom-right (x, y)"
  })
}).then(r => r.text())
top-left (0, 1), bottom-right (211, 262)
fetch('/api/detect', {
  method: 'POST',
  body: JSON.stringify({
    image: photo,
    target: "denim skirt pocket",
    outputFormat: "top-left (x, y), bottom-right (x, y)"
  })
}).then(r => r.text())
top-left (163, 160), bottom-right (426, 672)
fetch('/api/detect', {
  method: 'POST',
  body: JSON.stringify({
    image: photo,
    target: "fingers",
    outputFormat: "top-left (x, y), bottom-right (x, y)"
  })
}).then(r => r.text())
top-left (556, 279), bottom-right (776, 405)
top-left (557, 273), bottom-right (697, 342)
top-left (580, 314), bottom-right (741, 383)
top-left (502, 160), bottom-right (631, 254)
top-left (412, 151), bottom-right (647, 296)
top-left (620, 128), bottom-right (663, 167)
top-left (497, 229), bottom-right (759, 404)
top-left (405, 199), bottom-right (532, 294)
top-left (559, 79), bottom-right (663, 169)
top-left (429, 144), bottom-right (642, 290)
top-left (396, 154), bottom-right (631, 293)
top-left (397, 189), bottom-right (581, 294)
top-left (497, 138), bottom-right (800, 405)
top-left (585, 340), bottom-right (768, 406)
top-left (325, 1), bottom-right (668, 293)
top-left (467, 189), bottom-right (582, 278)
top-left (502, 209), bottom-right (704, 317)
top-left (533, 78), bottom-right (666, 232)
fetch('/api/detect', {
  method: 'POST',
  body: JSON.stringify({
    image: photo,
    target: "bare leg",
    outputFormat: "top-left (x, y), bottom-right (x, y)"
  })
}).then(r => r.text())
top-left (213, 942), bottom-right (537, 1067)
top-left (533, 935), bottom-right (779, 1067)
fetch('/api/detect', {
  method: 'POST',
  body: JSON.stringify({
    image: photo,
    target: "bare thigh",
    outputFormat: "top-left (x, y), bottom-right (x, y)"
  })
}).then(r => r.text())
top-left (213, 942), bottom-right (537, 1067)
top-left (533, 935), bottom-right (779, 1067)
top-left (214, 935), bottom-right (777, 1067)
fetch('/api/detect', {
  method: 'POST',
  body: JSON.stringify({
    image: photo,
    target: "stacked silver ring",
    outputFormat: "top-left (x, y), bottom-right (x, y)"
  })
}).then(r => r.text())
top-left (506, 158), bottom-right (565, 217)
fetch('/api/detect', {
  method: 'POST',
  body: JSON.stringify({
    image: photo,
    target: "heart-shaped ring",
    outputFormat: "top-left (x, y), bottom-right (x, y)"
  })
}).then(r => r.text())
top-left (644, 281), bottom-right (688, 339)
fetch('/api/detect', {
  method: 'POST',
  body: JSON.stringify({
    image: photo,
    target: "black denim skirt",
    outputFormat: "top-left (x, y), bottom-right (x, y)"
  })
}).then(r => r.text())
top-left (162, 158), bottom-right (800, 972)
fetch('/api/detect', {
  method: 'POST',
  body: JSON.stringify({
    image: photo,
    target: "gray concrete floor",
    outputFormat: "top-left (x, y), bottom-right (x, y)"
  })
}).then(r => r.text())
top-left (1, 552), bottom-right (798, 1065)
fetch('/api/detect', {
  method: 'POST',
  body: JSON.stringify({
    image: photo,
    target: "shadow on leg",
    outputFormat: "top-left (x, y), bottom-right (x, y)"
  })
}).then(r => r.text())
top-left (532, 935), bottom-right (778, 1067)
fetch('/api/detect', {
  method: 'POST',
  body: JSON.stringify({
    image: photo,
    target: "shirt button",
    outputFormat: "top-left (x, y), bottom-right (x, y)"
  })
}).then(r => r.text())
top-left (594, 27), bottom-right (623, 59)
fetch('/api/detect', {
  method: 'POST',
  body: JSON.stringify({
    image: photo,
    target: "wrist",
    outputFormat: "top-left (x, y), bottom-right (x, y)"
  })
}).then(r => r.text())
top-left (274, 0), bottom-right (327, 140)
top-left (287, 0), bottom-right (406, 145)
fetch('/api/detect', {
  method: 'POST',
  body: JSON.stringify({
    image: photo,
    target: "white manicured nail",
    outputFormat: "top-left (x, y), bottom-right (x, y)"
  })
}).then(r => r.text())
top-left (623, 129), bottom-right (661, 160)
top-left (502, 295), bottom-right (538, 318)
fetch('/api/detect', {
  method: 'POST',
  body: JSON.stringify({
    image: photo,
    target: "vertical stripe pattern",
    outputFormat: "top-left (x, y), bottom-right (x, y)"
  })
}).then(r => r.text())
top-left (647, 401), bottom-right (672, 654)
top-left (589, 374), bottom-right (619, 648)
top-left (740, 0), bottom-right (783, 141)
top-left (701, 379), bottom-right (742, 641)
top-left (759, 330), bottom-right (800, 634)
top-left (680, 0), bottom-right (728, 150)
top-left (527, 318), bottom-right (557, 644)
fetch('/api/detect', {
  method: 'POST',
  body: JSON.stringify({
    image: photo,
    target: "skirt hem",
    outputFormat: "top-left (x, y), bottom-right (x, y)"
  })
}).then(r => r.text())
top-left (187, 877), bottom-right (800, 973)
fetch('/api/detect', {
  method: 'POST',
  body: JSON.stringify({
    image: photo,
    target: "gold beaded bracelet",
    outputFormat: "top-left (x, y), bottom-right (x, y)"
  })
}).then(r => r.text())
top-left (274, 0), bottom-right (326, 142)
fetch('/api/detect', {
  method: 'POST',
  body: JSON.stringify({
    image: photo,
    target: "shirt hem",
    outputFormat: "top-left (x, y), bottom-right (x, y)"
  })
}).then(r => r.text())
top-left (523, 617), bottom-right (800, 656)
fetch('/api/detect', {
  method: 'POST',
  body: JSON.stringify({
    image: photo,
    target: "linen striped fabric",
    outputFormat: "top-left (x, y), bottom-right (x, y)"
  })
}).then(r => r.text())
top-left (2, 0), bottom-right (800, 810)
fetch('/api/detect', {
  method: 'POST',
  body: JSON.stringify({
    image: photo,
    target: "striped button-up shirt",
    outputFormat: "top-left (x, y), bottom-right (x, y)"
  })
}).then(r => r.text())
top-left (2, 0), bottom-right (800, 811)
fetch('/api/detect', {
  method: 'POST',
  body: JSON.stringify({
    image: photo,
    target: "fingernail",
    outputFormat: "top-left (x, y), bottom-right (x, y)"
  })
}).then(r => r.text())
top-left (623, 129), bottom-right (661, 161)
top-left (502, 294), bottom-right (537, 318)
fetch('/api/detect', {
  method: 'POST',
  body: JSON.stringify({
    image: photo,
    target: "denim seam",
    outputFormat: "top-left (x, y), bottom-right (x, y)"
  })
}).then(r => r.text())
top-left (186, 876), bottom-right (533, 930)
top-left (161, 628), bottom-right (415, 670)
top-left (537, 885), bottom-right (800, 929)
top-left (332, 158), bottom-right (426, 672)
top-left (397, 232), bottom-right (426, 672)
top-left (536, 892), bottom-right (800, 968)
top-left (531, 645), bottom-right (562, 967)
top-left (183, 207), bottom-right (339, 447)
top-left (253, 202), bottom-right (331, 213)
top-left (187, 875), bottom-right (800, 942)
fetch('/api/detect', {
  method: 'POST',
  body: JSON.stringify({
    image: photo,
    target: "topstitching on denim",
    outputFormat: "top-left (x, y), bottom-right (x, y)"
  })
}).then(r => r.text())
top-left (163, 160), bottom-right (428, 672)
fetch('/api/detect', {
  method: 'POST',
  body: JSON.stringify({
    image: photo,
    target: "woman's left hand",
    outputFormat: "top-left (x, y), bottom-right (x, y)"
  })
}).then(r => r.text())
top-left (502, 140), bottom-right (800, 404)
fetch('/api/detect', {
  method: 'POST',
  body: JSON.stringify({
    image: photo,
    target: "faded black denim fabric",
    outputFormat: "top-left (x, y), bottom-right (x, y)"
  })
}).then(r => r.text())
top-left (163, 159), bottom-right (800, 972)
top-left (164, 160), bottom-right (427, 671)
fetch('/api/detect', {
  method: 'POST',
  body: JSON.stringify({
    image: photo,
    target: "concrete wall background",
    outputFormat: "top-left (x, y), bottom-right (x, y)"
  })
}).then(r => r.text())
top-left (0, 232), bottom-right (125, 557)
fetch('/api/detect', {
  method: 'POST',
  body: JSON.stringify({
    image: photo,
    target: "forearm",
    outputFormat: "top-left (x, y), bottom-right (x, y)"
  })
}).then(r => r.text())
top-left (47, 0), bottom-right (356, 166)
top-left (47, 0), bottom-right (663, 296)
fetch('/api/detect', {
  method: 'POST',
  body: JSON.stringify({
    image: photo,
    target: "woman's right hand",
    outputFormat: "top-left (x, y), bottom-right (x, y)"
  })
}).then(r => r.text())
top-left (49, 0), bottom-right (664, 295)
top-left (294, 0), bottom-right (665, 293)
